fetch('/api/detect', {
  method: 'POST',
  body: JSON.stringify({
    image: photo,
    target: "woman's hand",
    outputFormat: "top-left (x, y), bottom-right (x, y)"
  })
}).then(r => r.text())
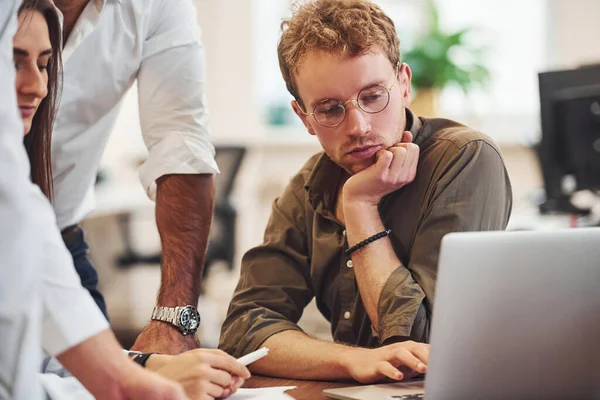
top-left (146, 349), bottom-right (251, 400)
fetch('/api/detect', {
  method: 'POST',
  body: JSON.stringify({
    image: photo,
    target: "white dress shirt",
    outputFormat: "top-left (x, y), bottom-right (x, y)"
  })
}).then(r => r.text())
top-left (0, 3), bottom-right (43, 398)
top-left (0, 3), bottom-right (109, 398)
top-left (51, 0), bottom-right (219, 229)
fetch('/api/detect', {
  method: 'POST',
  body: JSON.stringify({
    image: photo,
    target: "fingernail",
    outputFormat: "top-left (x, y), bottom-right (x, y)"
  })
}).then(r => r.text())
top-left (223, 388), bottom-right (231, 397)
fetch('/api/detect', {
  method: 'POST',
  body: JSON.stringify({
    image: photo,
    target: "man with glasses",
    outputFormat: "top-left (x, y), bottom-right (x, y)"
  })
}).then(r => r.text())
top-left (219, 0), bottom-right (512, 383)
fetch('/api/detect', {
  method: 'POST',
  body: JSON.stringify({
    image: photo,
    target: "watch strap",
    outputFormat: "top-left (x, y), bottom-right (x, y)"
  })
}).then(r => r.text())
top-left (130, 352), bottom-right (156, 368)
top-left (152, 306), bottom-right (178, 324)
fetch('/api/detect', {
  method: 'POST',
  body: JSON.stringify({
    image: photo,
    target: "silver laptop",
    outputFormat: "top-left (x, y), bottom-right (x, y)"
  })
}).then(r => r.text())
top-left (324, 228), bottom-right (600, 400)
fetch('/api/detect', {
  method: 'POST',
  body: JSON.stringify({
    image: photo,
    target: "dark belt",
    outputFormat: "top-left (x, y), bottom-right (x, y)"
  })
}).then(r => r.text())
top-left (61, 224), bottom-right (81, 248)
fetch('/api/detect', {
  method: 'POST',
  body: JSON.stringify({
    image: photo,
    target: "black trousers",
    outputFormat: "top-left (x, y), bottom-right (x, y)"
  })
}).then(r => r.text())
top-left (61, 225), bottom-right (109, 320)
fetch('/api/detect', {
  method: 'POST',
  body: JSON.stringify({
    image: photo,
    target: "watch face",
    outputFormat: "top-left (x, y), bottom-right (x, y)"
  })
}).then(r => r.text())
top-left (179, 306), bottom-right (201, 334)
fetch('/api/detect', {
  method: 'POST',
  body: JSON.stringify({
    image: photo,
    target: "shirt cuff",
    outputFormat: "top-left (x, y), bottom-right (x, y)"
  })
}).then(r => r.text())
top-left (377, 266), bottom-right (426, 343)
top-left (42, 292), bottom-right (109, 356)
top-left (139, 131), bottom-right (220, 201)
top-left (220, 318), bottom-right (304, 358)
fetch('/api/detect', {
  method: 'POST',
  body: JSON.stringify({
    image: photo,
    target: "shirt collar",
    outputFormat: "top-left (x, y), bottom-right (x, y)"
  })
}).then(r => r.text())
top-left (304, 108), bottom-right (422, 212)
top-left (50, 0), bottom-right (122, 19)
top-left (406, 108), bottom-right (421, 141)
top-left (91, 0), bottom-right (123, 7)
top-left (304, 153), bottom-right (342, 213)
top-left (93, 0), bottom-right (123, 10)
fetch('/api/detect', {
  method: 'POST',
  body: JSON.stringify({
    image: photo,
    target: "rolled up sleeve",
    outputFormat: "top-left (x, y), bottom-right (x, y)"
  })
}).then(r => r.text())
top-left (377, 268), bottom-right (427, 343)
top-left (377, 140), bottom-right (512, 343)
top-left (219, 177), bottom-right (313, 358)
top-left (137, 0), bottom-right (219, 200)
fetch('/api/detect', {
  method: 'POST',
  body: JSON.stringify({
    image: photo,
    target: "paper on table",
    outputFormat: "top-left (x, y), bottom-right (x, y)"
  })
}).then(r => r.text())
top-left (226, 386), bottom-right (297, 400)
top-left (39, 372), bottom-right (297, 400)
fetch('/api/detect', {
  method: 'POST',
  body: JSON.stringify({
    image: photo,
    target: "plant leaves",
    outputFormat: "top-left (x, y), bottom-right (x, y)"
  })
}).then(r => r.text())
top-left (403, 1), bottom-right (490, 92)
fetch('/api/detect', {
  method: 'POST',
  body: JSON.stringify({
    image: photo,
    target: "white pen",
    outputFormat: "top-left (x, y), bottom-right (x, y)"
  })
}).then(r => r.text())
top-left (236, 347), bottom-right (269, 366)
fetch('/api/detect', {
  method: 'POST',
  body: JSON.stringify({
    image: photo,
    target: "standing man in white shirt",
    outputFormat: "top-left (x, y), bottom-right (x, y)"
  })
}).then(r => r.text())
top-left (51, 0), bottom-right (219, 354)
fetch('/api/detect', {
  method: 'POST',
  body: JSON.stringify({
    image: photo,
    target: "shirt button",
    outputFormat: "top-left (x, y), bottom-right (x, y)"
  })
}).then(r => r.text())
top-left (346, 260), bottom-right (353, 268)
top-left (344, 311), bottom-right (351, 320)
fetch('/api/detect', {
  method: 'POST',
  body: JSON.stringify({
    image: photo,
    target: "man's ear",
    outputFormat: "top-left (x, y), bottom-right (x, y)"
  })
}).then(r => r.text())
top-left (399, 62), bottom-right (413, 107)
top-left (291, 100), bottom-right (317, 136)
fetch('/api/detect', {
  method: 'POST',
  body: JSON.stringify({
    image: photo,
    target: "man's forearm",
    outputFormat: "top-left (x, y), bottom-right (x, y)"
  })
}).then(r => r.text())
top-left (343, 203), bottom-right (401, 330)
top-left (155, 173), bottom-right (214, 306)
top-left (251, 331), bottom-right (355, 380)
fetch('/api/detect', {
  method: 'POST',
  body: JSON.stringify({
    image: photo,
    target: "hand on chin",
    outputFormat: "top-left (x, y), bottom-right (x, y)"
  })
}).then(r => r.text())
top-left (342, 131), bottom-right (419, 207)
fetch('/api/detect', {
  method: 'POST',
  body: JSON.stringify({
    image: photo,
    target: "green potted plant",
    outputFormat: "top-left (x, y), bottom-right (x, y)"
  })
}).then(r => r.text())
top-left (402, 0), bottom-right (490, 116)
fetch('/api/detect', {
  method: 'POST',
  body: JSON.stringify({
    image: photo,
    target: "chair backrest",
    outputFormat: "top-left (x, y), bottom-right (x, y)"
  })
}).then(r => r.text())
top-left (213, 146), bottom-right (246, 203)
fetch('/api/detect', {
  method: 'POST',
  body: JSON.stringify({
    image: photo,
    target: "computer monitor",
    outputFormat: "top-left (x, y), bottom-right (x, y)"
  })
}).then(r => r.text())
top-left (537, 64), bottom-right (600, 214)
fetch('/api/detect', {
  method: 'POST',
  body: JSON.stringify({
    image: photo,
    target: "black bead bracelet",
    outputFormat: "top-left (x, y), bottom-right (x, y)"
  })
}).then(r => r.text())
top-left (345, 229), bottom-right (392, 255)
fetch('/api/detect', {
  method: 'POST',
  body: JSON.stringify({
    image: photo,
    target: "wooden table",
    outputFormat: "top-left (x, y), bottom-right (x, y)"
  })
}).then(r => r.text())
top-left (243, 375), bottom-right (356, 400)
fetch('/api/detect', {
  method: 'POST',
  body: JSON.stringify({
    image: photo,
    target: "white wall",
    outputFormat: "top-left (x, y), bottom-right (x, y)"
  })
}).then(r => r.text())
top-left (549, 0), bottom-right (600, 69)
top-left (195, 0), bottom-right (261, 140)
top-left (101, 0), bottom-right (600, 171)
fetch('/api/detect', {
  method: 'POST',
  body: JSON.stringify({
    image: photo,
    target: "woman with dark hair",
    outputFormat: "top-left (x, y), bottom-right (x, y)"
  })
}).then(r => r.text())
top-left (15, 0), bottom-right (60, 202)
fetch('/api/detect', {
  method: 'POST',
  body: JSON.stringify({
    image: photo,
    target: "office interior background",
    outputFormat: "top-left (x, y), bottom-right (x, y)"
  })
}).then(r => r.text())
top-left (80, 0), bottom-right (600, 347)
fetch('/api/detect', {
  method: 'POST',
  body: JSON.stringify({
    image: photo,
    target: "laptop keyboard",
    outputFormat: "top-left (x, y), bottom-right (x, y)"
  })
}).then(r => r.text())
top-left (390, 395), bottom-right (425, 400)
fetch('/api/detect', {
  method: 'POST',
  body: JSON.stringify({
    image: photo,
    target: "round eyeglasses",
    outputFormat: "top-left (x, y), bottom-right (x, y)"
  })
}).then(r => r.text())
top-left (299, 63), bottom-right (400, 128)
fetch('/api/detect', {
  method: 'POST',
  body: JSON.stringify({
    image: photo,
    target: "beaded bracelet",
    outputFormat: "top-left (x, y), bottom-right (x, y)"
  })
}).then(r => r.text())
top-left (344, 229), bottom-right (392, 255)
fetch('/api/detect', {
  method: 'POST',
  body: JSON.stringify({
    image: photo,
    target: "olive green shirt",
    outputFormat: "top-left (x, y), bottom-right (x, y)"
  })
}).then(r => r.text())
top-left (219, 110), bottom-right (512, 357)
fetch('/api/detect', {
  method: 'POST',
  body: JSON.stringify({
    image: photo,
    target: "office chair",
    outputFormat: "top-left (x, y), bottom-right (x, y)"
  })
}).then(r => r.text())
top-left (116, 145), bottom-right (247, 276)
top-left (204, 146), bottom-right (247, 272)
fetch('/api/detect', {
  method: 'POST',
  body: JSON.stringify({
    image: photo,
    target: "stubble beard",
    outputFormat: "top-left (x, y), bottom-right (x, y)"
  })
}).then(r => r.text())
top-left (336, 120), bottom-right (405, 175)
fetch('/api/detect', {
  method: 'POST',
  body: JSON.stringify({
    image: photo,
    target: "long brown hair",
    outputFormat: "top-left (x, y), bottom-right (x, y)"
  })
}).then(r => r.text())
top-left (19, 0), bottom-right (62, 201)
